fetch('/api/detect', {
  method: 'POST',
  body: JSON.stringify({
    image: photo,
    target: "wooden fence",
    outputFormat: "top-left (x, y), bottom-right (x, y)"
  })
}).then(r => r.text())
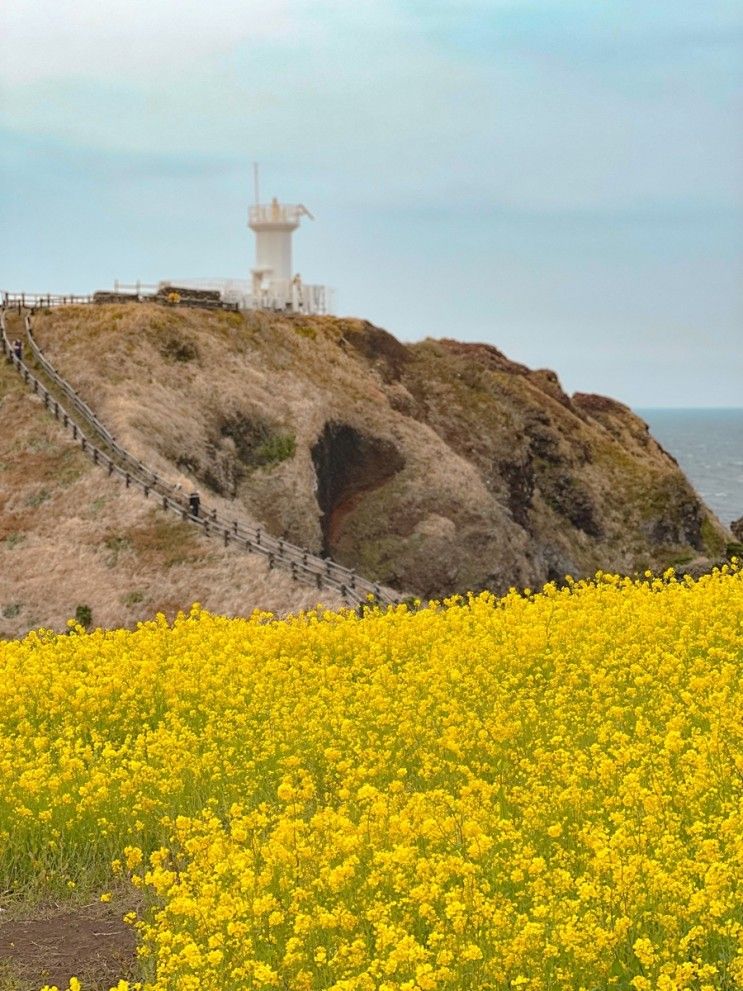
top-left (1, 306), bottom-right (400, 606)
top-left (2, 292), bottom-right (95, 308)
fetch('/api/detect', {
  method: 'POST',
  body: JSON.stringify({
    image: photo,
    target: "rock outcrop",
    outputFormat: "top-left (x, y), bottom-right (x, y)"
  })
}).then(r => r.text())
top-left (32, 304), bottom-right (729, 599)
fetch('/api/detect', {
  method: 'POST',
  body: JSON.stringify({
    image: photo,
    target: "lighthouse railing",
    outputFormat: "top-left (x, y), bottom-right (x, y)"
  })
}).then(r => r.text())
top-left (249, 203), bottom-right (305, 226)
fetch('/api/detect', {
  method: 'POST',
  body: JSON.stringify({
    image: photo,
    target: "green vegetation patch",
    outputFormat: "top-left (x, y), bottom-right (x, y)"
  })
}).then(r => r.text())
top-left (218, 413), bottom-right (298, 471)
top-left (2, 533), bottom-right (26, 549)
top-left (25, 488), bottom-right (51, 509)
top-left (701, 515), bottom-right (726, 556)
top-left (74, 604), bottom-right (93, 629)
top-left (103, 534), bottom-right (132, 567)
top-left (159, 334), bottom-right (199, 363)
top-left (122, 590), bottom-right (145, 607)
top-left (253, 432), bottom-right (297, 467)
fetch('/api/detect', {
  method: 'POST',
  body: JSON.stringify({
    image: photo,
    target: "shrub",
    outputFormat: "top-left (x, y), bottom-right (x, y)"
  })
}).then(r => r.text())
top-left (74, 604), bottom-right (92, 628)
top-left (253, 432), bottom-right (297, 467)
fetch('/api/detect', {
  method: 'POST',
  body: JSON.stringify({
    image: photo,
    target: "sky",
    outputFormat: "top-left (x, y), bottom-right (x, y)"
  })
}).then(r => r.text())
top-left (0, 0), bottom-right (741, 407)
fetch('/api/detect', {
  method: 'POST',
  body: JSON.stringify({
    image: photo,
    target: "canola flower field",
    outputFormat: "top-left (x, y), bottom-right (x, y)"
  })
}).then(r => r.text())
top-left (0, 568), bottom-right (742, 991)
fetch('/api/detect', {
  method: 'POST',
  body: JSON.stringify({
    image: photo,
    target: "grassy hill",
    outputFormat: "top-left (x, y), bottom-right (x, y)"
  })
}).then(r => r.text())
top-left (24, 303), bottom-right (730, 600)
top-left (0, 350), bottom-right (341, 640)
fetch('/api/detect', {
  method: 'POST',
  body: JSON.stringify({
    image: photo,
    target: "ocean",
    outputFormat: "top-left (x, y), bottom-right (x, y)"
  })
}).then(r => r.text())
top-left (636, 408), bottom-right (743, 528)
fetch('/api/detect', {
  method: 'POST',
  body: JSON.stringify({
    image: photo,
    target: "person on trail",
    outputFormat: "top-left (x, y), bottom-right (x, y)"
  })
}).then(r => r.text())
top-left (12, 339), bottom-right (22, 361)
top-left (189, 491), bottom-right (201, 518)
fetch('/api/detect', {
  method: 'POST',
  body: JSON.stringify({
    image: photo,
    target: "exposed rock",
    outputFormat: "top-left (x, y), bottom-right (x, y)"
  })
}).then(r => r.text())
top-left (311, 423), bottom-right (405, 558)
top-left (731, 517), bottom-right (743, 542)
top-left (33, 304), bottom-right (730, 599)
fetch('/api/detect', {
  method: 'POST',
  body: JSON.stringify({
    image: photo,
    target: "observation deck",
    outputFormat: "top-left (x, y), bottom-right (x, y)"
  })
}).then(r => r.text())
top-left (248, 201), bottom-right (313, 229)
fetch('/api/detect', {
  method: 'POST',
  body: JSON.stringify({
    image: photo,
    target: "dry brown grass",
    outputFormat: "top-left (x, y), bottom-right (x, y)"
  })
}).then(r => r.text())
top-left (31, 305), bottom-right (501, 554)
top-left (0, 353), bottom-right (342, 640)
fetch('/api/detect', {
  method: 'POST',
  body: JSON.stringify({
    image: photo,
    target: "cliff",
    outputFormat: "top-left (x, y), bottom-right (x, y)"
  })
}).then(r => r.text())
top-left (14, 303), bottom-right (727, 605)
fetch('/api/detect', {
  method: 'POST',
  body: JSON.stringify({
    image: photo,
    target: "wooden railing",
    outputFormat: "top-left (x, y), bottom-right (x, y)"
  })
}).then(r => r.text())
top-left (3, 292), bottom-right (94, 308)
top-left (1, 305), bottom-right (401, 606)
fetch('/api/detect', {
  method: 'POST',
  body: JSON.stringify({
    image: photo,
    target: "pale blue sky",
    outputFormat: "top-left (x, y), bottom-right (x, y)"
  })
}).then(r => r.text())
top-left (1, 0), bottom-right (741, 406)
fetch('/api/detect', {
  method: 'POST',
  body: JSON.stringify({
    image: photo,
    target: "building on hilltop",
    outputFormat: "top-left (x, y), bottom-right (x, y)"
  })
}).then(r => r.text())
top-left (158, 176), bottom-right (333, 314)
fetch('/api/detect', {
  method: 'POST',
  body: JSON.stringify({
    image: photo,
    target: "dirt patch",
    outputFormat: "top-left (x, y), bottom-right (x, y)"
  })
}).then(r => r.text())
top-left (0, 900), bottom-right (137, 989)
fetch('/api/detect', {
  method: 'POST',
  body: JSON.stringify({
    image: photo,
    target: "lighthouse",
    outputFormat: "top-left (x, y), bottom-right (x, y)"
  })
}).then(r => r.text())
top-left (248, 197), bottom-right (313, 308)
top-left (154, 169), bottom-right (332, 313)
top-left (243, 163), bottom-right (331, 313)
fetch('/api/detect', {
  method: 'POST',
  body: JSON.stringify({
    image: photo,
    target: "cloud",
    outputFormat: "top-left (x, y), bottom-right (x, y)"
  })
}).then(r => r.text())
top-left (0, 0), bottom-right (397, 84)
top-left (1, 1), bottom-right (740, 407)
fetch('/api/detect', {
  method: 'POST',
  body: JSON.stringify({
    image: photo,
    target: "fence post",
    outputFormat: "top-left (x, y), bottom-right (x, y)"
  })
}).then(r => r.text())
top-left (125, 472), bottom-right (130, 488)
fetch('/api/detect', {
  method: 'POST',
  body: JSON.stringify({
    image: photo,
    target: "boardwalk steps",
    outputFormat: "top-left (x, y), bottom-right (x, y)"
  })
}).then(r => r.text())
top-left (1, 301), bottom-right (401, 607)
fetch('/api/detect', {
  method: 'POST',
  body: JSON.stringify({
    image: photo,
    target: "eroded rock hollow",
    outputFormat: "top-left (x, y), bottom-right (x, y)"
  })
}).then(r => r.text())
top-left (312, 423), bottom-right (405, 557)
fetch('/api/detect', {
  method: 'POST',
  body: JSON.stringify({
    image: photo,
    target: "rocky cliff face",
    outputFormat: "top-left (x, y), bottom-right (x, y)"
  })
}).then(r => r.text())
top-left (34, 305), bottom-right (729, 598)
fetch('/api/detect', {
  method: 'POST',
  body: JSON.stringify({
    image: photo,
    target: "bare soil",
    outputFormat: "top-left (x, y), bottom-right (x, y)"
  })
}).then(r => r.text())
top-left (0, 900), bottom-right (137, 990)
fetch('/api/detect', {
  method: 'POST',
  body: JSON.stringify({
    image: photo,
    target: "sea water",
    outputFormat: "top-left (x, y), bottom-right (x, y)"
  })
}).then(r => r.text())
top-left (637, 409), bottom-right (743, 527)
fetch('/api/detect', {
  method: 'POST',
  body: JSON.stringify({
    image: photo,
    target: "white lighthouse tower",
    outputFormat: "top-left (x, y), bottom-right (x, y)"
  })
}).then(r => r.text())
top-left (249, 197), bottom-right (313, 306)
top-left (246, 166), bottom-right (331, 314)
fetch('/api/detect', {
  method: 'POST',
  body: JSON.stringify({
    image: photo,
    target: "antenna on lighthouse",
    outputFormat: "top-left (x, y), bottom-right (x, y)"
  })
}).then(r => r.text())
top-left (253, 162), bottom-right (260, 206)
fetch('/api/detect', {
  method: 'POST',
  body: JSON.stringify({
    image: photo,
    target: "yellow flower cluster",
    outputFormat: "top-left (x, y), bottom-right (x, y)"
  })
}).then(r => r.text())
top-left (1, 567), bottom-right (742, 990)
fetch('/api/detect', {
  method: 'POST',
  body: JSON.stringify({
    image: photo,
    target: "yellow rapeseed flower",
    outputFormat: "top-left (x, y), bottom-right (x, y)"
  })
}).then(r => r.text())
top-left (0, 566), bottom-right (740, 990)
